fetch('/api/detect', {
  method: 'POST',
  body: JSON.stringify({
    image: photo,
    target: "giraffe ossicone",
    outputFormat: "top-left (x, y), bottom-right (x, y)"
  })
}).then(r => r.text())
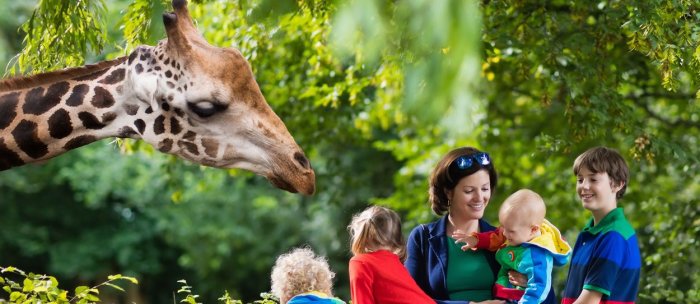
top-left (0, 0), bottom-right (315, 195)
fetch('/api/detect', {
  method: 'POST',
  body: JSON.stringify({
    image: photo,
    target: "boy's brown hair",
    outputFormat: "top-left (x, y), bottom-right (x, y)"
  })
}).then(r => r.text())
top-left (573, 146), bottom-right (629, 199)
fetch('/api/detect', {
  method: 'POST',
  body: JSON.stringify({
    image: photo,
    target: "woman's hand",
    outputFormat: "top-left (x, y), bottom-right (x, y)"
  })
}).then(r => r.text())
top-left (451, 229), bottom-right (478, 251)
top-left (507, 270), bottom-right (527, 287)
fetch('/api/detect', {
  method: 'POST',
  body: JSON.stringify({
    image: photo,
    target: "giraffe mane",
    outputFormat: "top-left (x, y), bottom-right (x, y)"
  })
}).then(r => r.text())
top-left (0, 56), bottom-right (127, 92)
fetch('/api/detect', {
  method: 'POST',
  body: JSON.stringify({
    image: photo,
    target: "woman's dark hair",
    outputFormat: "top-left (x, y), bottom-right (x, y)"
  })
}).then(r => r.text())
top-left (428, 147), bottom-right (498, 215)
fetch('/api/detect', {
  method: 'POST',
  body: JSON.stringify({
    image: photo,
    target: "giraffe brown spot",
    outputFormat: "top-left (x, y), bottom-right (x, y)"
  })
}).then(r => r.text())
top-left (12, 119), bottom-right (48, 159)
top-left (174, 108), bottom-right (184, 117)
top-left (174, 75), bottom-right (179, 81)
top-left (125, 104), bottom-right (139, 115)
top-left (102, 112), bottom-right (117, 123)
top-left (135, 64), bottom-right (143, 74)
top-left (145, 107), bottom-right (153, 114)
top-left (155, 66), bottom-right (161, 71)
top-left (78, 112), bottom-right (106, 129)
top-left (164, 58), bottom-right (170, 65)
top-left (165, 70), bottom-right (173, 78)
top-left (67, 84), bottom-right (89, 107)
top-left (91, 87), bottom-right (115, 108)
top-left (0, 92), bottom-right (20, 129)
top-left (167, 94), bottom-right (174, 101)
top-left (0, 138), bottom-right (24, 170)
top-left (117, 126), bottom-right (137, 138)
top-left (178, 140), bottom-right (199, 155)
top-left (64, 135), bottom-right (96, 150)
top-left (166, 81), bottom-right (175, 89)
top-left (183, 131), bottom-right (196, 141)
top-left (201, 138), bottom-right (219, 158)
top-left (134, 119), bottom-right (146, 134)
top-left (162, 102), bottom-right (170, 111)
top-left (153, 115), bottom-right (166, 135)
top-left (128, 51), bottom-right (138, 64)
top-left (75, 68), bottom-right (110, 81)
top-left (170, 117), bottom-right (182, 134)
top-left (48, 109), bottom-right (72, 139)
top-left (158, 138), bottom-right (173, 152)
top-left (99, 68), bottom-right (125, 84)
top-left (23, 82), bottom-right (70, 115)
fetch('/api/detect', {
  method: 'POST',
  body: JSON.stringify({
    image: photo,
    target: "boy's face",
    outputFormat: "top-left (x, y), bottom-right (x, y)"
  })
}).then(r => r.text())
top-left (576, 166), bottom-right (621, 213)
top-left (499, 212), bottom-right (537, 246)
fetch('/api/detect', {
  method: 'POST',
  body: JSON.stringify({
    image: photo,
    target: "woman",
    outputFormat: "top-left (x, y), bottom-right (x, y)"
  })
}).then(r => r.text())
top-left (405, 147), bottom-right (556, 303)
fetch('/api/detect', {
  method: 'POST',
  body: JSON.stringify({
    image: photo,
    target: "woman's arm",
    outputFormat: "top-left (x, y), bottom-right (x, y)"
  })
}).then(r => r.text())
top-left (405, 226), bottom-right (429, 291)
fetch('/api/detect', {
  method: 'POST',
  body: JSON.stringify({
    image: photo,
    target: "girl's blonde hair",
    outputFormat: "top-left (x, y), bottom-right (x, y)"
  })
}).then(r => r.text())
top-left (348, 206), bottom-right (406, 261)
top-left (270, 247), bottom-right (335, 304)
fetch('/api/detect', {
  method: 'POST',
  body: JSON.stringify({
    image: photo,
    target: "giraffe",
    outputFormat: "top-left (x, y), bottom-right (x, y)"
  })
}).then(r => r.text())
top-left (0, 0), bottom-right (315, 195)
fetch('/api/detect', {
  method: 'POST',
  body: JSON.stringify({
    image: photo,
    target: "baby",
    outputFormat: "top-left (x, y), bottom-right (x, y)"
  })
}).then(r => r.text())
top-left (453, 189), bottom-right (571, 303)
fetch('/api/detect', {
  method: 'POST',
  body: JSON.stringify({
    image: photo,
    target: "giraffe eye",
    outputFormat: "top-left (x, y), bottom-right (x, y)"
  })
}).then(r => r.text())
top-left (187, 101), bottom-right (227, 118)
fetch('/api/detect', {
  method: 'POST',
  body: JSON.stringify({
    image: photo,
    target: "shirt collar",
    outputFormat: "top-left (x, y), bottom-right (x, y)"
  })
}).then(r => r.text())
top-left (583, 207), bottom-right (624, 235)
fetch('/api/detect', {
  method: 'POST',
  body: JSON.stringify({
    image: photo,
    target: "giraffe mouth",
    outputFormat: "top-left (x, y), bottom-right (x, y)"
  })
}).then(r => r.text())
top-left (267, 176), bottom-right (298, 194)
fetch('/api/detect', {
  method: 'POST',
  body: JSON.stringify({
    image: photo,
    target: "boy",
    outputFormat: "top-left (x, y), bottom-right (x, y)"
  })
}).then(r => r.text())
top-left (561, 146), bottom-right (641, 303)
top-left (453, 189), bottom-right (571, 303)
top-left (270, 247), bottom-right (346, 304)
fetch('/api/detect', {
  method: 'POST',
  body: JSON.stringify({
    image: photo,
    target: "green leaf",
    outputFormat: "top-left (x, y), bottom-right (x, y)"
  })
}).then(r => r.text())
top-left (22, 278), bottom-right (33, 292)
top-left (74, 285), bottom-right (89, 295)
top-left (104, 282), bottom-right (124, 292)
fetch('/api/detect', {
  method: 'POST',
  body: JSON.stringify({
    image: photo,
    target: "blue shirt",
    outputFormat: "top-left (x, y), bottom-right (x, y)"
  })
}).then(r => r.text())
top-left (562, 208), bottom-right (641, 304)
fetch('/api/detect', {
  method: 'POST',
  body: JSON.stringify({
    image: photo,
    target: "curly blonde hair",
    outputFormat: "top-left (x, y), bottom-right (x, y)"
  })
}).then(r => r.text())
top-left (270, 247), bottom-right (335, 304)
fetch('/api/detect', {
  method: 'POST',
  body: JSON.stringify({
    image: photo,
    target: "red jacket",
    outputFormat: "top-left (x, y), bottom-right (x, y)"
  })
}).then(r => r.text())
top-left (350, 250), bottom-right (435, 304)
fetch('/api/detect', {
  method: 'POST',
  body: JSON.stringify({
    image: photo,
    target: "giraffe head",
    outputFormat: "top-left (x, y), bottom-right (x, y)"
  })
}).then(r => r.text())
top-left (120, 0), bottom-right (315, 194)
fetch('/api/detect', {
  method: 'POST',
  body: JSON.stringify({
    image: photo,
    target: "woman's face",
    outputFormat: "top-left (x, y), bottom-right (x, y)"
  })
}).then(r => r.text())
top-left (447, 169), bottom-right (492, 220)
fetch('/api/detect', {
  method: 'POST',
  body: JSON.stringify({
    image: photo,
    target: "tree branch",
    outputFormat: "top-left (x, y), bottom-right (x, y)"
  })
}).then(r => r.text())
top-left (626, 93), bottom-right (700, 129)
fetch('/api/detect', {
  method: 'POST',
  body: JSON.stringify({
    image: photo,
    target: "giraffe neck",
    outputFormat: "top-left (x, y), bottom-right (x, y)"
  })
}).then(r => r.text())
top-left (0, 57), bottom-right (139, 170)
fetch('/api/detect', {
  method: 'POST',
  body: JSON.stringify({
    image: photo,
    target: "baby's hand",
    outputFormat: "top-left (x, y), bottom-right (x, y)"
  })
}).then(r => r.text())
top-left (451, 229), bottom-right (478, 251)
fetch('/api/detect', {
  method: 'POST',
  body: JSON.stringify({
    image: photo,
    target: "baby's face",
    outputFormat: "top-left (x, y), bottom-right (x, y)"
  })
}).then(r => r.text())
top-left (499, 213), bottom-right (536, 246)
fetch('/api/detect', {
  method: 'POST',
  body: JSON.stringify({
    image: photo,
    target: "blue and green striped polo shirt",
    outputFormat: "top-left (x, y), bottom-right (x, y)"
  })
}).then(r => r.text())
top-left (562, 208), bottom-right (641, 304)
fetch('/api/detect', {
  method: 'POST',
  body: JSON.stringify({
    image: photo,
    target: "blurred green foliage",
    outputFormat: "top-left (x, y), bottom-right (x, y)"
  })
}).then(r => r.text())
top-left (1, 0), bottom-right (699, 303)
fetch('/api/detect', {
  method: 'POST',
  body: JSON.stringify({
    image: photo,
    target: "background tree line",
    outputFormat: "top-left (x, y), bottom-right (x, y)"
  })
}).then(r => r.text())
top-left (0, 0), bottom-right (698, 303)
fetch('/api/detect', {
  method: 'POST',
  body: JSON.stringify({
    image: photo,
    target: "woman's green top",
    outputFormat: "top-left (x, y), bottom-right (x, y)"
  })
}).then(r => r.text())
top-left (445, 236), bottom-right (496, 301)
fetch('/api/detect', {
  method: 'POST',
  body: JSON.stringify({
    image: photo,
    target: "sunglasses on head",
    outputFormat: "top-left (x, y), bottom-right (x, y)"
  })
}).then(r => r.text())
top-left (453, 152), bottom-right (491, 170)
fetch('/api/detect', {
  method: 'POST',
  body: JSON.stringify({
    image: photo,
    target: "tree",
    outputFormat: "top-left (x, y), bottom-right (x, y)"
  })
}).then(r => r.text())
top-left (1, 0), bottom-right (699, 303)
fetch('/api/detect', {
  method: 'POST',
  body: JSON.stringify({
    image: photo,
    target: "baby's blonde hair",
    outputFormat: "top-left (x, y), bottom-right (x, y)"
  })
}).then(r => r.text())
top-left (499, 188), bottom-right (546, 226)
top-left (348, 205), bottom-right (406, 261)
top-left (270, 247), bottom-right (335, 304)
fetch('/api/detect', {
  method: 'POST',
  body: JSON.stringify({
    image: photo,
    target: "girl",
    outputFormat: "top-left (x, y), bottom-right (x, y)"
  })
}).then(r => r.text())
top-left (347, 205), bottom-right (436, 304)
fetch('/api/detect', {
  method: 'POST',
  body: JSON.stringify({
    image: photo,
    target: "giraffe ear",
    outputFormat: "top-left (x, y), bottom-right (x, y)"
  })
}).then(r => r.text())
top-left (163, 0), bottom-right (207, 53)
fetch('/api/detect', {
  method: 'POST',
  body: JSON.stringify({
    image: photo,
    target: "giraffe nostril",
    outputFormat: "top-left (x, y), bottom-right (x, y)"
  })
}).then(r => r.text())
top-left (294, 152), bottom-right (310, 170)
